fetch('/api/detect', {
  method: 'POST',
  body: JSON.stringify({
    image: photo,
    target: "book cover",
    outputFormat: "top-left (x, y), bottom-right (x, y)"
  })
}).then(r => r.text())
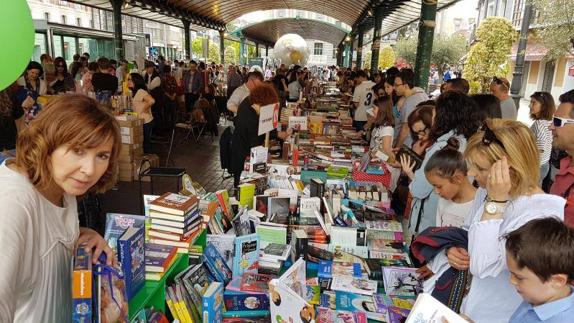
top-left (204, 243), bottom-right (233, 284)
top-left (335, 291), bottom-right (389, 322)
top-left (225, 276), bottom-right (270, 311)
top-left (239, 183), bottom-right (256, 209)
top-left (305, 284), bottom-right (321, 306)
top-left (268, 197), bottom-right (290, 225)
top-left (382, 267), bottom-right (423, 297)
top-left (299, 197), bottom-right (321, 218)
top-left (405, 293), bottom-right (467, 323)
top-left (374, 294), bottom-right (415, 311)
top-left (310, 178), bottom-right (325, 198)
top-left (290, 229), bottom-right (309, 262)
top-left (232, 207), bottom-right (253, 237)
top-left (253, 195), bottom-right (270, 218)
top-left (261, 243), bottom-right (291, 262)
top-left (269, 277), bottom-right (315, 323)
top-left (94, 260), bottom-right (129, 323)
top-left (318, 261), bottom-right (363, 279)
top-left (150, 192), bottom-right (199, 215)
top-left (202, 282), bottom-right (224, 323)
top-left (117, 226), bottom-right (145, 300)
top-left (104, 213), bottom-right (145, 251)
top-left (207, 234), bottom-right (236, 270)
top-left (317, 307), bottom-right (368, 323)
top-left (72, 248), bottom-right (92, 323)
top-left (145, 244), bottom-right (177, 273)
top-left (256, 224), bottom-right (287, 248)
top-left (233, 233), bottom-right (260, 278)
top-left (240, 272), bottom-right (273, 293)
top-left (330, 276), bottom-right (378, 296)
top-left (216, 189), bottom-right (234, 221)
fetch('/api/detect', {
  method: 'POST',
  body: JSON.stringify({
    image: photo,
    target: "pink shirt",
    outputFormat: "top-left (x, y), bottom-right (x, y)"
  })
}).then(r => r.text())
top-left (550, 156), bottom-right (574, 227)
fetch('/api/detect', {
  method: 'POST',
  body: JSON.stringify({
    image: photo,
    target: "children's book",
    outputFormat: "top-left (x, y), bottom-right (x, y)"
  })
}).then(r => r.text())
top-left (317, 307), bottom-right (368, 323)
top-left (269, 258), bottom-right (315, 323)
top-left (405, 293), bottom-right (467, 323)
top-left (335, 291), bottom-right (389, 322)
top-left (233, 233), bottom-right (260, 278)
top-left (72, 248), bottom-right (92, 323)
top-left (382, 267), bottom-right (423, 297)
top-left (224, 276), bottom-right (270, 311)
top-left (202, 282), bottom-right (224, 323)
top-left (104, 213), bottom-right (145, 251)
top-left (260, 243), bottom-right (291, 262)
top-left (240, 272), bottom-right (273, 293)
top-left (117, 226), bottom-right (145, 300)
top-left (149, 193), bottom-right (199, 215)
top-left (204, 243), bottom-right (233, 285)
top-left (207, 234), bottom-right (236, 270)
top-left (94, 255), bottom-right (129, 323)
top-left (330, 276), bottom-right (378, 296)
top-left (216, 189), bottom-right (234, 221)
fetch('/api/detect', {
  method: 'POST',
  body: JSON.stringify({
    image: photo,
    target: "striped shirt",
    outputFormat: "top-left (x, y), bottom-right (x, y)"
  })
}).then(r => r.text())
top-left (530, 119), bottom-right (553, 165)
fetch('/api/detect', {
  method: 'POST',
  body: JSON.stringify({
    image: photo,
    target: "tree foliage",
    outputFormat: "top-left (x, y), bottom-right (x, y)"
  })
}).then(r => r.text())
top-left (363, 46), bottom-right (397, 70)
top-left (463, 17), bottom-right (517, 94)
top-left (191, 37), bottom-right (220, 63)
top-left (532, 0), bottom-right (574, 61)
top-left (394, 34), bottom-right (467, 73)
top-left (224, 46), bottom-right (236, 65)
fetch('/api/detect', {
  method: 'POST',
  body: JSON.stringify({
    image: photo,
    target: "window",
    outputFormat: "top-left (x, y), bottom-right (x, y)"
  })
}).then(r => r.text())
top-left (314, 42), bottom-right (323, 56)
top-left (44, 12), bottom-right (50, 21)
top-left (61, 15), bottom-right (67, 24)
top-left (77, 17), bottom-right (81, 27)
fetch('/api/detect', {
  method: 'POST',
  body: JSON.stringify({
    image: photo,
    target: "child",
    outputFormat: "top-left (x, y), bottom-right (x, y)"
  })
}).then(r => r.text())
top-left (0, 94), bottom-right (120, 322)
top-left (425, 137), bottom-right (477, 228)
top-left (505, 217), bottom-right (574, 322)
top-left (128, 73), bottom-right (155, 153)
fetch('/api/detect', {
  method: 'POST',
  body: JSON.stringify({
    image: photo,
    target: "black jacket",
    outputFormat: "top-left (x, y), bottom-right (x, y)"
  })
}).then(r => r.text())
top-left (230, 98), bottom-right (264, 175)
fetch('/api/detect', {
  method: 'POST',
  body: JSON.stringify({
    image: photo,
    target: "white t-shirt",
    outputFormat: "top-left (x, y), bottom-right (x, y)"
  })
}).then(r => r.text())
top-left (227, 84), bottom-right (250, 115)
top-left (288, 81), bottom-right (303, 100)
top-left (0, 162), bottom-right (79, 323)
top-left (352, 80), bottom-right (376, 122)
top-left (369, 125), bottom-right (394, 151)
top-left (436, 197), bottom-right (474, 228)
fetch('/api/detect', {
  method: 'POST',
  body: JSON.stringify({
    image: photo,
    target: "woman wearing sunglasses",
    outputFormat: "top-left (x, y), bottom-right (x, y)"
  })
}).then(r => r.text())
top-left (529, 91), bottom-right (555, 185)
top-left (449, 119), bottom-right (565, 322)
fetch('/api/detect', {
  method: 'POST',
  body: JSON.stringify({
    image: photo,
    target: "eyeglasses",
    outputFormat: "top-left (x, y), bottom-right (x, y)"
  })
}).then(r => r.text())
top-left (480, 122), bottom-right (505, 149)
top-left (553, 115), bottom-right (574, 128)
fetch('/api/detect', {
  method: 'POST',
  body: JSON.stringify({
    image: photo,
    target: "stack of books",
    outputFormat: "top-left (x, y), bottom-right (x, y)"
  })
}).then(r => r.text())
top-left (144, 243), bottom-right (178, 281)
top-left (148, 192), bottom-right (202, 253)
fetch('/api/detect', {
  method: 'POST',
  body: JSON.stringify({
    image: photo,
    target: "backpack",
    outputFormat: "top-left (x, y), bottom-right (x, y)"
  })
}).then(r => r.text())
top-left (219, 125), bottom-right (234, 171)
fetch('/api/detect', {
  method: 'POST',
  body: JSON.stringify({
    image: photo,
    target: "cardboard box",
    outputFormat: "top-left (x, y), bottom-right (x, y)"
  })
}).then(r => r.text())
top-left (121, 133), bottom-right (144, 145)
top-left (119, 144), bottom-right (143, 162)
top-left (116, 115), bottom-right (144, 128)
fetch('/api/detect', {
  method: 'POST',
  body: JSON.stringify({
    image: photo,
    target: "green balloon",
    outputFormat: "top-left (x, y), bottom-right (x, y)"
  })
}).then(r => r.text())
top-left (0, 0), bottom-right (34, 91)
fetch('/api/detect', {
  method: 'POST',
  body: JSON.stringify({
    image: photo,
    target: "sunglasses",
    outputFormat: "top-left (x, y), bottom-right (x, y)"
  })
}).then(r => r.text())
top-left (553, 115), bottom-right (574, 128)
top-left (480, 122), bottom-right (505, 149)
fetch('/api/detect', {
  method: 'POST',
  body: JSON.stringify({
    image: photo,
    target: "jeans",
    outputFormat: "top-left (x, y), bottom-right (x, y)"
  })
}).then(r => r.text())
top-left (143, 120), bottom-right (154, 153)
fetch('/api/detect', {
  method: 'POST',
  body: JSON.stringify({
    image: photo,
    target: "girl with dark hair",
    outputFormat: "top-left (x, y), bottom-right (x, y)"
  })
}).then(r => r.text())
top-left (50, 57), bottom-right (75, 94)
top-left (369, 96), bottom-right (395, 161)
top-left (471, 94), bottom-right (502, 121)
top-left (529, 91), bottom-right (555, 184)
top-left (384, 74), bottom-right (405, 142)
top-left (401, 91), bottom-right (481, 236)
top-left (14, 61), bottom-right (47, 126)
top-left (128, 73), bottom-right (155, 153)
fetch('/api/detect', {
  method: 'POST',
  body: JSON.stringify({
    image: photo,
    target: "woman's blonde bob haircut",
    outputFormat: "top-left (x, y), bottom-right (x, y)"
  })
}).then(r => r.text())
top-left (15, 94), bottom-right (121, 193)
top-left (465, 118), bottom-right (540, 198)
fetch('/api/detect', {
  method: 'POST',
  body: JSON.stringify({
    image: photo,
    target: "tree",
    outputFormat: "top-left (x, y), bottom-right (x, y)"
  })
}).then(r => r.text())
top-left (224, 46), bottom-right (236, 65)
top-left (394, 34), bottom-right (467, 73)
top-left (224, 39), bottom-right (241, 64)
top-left (532, 0), bottom-right (574, 61)
top-left (191, 38), bottom-right (203, 60)
top-left (208, 43), bottom-right (220, 64)
top-left (363, 46), bottom-right (397, 71)
top-left (394, 37), bottom-right (418, 66)
top-left (463, 17), bottom-right (517, 94)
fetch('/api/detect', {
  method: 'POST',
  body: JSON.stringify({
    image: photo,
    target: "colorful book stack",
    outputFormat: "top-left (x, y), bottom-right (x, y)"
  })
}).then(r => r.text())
top-left (144, 243), bottom-right (178, 281)
top-left (148, 192), bottom-right (201, 252)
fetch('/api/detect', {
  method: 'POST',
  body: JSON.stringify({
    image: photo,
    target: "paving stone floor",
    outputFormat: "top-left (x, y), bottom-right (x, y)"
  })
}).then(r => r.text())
top-left (99, 124), bottom-right (233, 217)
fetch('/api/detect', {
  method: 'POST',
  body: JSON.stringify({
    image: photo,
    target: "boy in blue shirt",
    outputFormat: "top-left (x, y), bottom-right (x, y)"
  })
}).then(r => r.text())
top-left (505, 217), bottom-right (574, 323)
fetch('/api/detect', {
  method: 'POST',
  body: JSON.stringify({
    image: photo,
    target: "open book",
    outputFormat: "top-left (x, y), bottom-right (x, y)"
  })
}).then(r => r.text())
top-left (406, 293), bottom-right (467, 323)
top-left (269, 258), bottom-right (315, 323)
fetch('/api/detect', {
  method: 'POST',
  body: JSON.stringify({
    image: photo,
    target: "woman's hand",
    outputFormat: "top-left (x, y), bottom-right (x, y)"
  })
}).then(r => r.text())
top-left (416, 265), bottom-right (434, 280)
top-left (447, 247), bottom-right (470, 270)
top-left (399, 154), bottom-right (415, 180)
top-left (77, 227), bottom-right (114, 266)
top-left (412, 140), bottom-right (427, 155)
top-left (486, 156), bottom-right (512, 202)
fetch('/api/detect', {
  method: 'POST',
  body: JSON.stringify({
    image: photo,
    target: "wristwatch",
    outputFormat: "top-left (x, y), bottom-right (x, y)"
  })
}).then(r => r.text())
top-left (484, 201), bottom-right (507, 215)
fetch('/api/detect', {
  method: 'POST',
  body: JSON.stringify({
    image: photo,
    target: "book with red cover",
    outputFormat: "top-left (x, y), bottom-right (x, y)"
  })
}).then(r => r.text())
top-left (240, 272), bottom-right (273, 293)
top-left (150, 192), bottom-right (199, 216)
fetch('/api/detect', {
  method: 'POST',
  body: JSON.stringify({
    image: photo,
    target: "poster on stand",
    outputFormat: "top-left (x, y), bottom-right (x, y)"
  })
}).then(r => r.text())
top-left (258, 103), bottom-right (279, 135)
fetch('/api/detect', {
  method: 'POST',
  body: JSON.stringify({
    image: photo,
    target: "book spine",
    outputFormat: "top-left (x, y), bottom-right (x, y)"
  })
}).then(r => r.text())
top-left (165, 287), bottom-right (181, 322)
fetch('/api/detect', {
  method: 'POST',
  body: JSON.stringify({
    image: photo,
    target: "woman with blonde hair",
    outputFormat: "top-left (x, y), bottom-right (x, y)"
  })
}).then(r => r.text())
top-left (448, 119), bottom-right (565, 322)
top-left (0, 94), bottom-right (121, 322)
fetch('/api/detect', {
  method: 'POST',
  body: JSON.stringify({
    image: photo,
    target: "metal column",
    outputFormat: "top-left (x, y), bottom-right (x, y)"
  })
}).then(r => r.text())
top-left (110, 0), bottom-right (124, 60)
top-left (344, 37), bottom-right (351, 69)
top-left (265, 45), bottom-right (269, 57)
top-left (370, 6), bottom-right (384, 77)
top-left (255, 42), bottom-right (259, 57)
top-left (240, 36), bottom-right (247, 65)
top-left (219, 30), bottom-right (225, 65)
top-left (182, 19), bottom-right (191, 60)
top-left (413, 0), bottom-right (438, 90)
top-left (348, 34), bottom-right (355, 69)
top-left (510, 2), bottom-right (533, 108)
top-left (356, 26), bottom-right (364, 70)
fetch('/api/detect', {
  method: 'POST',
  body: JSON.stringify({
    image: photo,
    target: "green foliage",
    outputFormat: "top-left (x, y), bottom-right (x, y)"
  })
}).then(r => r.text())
top-left (224, 39), bottom-right (241, 64)
top-left (191, 38), bottom-right (203, 59)
top-left (224, 46), bottom-right (236, 65)
top-left (395, 34), bottom-right (468, 73)
top-left (532, 0), bottom-right (574, 61)
top-left (191, 37), bottom-right (220, 63)
top-left (463, 17), bottom-right (517, 93)
top-left (208, 43), bottom-right (220, 64)
top-left (395, 37), bottom-right (418, 66)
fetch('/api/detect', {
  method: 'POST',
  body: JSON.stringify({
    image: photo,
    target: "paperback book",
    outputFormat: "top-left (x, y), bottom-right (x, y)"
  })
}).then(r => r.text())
top-left (233, 233), bottom-right (260, 278)
top-left (382, 267), bottom-right (423, 297)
